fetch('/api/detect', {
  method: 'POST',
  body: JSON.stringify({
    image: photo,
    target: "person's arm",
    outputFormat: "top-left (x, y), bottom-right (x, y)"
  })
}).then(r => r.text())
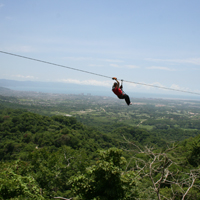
top-left (116, 79), bottom-right (120, 88)
top-left (112, 77), bottom-right (120, 88)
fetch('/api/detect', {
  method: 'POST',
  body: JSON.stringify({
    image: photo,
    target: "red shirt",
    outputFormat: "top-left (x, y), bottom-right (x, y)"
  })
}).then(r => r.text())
top-left (112, 86), bottom-right (123, 96)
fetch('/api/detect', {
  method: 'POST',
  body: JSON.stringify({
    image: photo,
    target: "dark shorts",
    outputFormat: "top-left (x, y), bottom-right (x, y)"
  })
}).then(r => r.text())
top-left (118, 94), bottom-right (131, 105)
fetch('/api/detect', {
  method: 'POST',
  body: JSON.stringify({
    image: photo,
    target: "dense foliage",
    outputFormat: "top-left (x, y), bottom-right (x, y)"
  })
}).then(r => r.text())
top-left (0, 108), bottom-right (116, 161)
top-left (0, 107), bottom-right (170, 162)
top-left (0, 92), bottom-right (200, 199)
top-left (69, 148), bottom-right (138, 200)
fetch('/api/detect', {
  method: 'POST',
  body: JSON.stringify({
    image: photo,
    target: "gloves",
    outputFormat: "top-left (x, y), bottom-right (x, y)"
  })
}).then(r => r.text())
top-left (112, 77), bottom-right (117, 80)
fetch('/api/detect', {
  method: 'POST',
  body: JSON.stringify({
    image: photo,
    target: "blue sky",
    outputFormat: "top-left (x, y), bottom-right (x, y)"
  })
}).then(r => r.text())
top-left (0, 0), bottom-right (200, 96)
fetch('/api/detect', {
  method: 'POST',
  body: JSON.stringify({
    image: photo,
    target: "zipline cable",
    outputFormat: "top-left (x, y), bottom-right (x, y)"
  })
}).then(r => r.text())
top-left (124, 80), bottom-right (200, 96)
top-left (0, 50), bottom-right (200, 96)
top-left (0, 51), bottom-right (112, 79)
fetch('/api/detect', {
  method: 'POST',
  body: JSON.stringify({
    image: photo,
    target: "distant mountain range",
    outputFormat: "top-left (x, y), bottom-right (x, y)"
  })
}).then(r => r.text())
top-left (0, 79), bottom-right (111, 96)
top-left (0, 79), bottom-right (199, 100)
top-left (0, 79), bottom-right (91, 88)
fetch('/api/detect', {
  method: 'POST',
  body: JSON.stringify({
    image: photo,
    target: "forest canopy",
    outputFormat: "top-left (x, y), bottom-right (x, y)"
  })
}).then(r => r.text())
top-left (0, 93), bottom-right (200, 199)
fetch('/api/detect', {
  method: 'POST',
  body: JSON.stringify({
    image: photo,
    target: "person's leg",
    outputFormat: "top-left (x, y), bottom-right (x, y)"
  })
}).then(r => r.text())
top-left (118, 94), bottom-right (131, 105)
top-left (124, 94), bottom-right (131, 105)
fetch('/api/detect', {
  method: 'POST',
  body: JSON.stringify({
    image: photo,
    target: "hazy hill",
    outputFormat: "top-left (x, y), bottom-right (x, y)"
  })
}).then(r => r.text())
top-left (0, 79), bottom-right (110, 96)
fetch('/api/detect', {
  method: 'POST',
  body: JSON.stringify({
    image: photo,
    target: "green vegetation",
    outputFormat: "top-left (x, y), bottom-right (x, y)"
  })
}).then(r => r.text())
top-left (69, 148), bottom-right (138, 200)
top-left (0, 91), bottom-right (200, 199)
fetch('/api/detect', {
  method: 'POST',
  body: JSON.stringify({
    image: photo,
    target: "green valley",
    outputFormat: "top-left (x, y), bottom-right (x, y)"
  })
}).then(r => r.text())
top-left (0, 88), bottom-right (200, 199)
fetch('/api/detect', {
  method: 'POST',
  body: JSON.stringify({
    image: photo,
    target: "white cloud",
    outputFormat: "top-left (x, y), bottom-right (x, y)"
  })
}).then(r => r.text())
top-left (63, 56), bottom-right (93, 61)
top-left (58, 79), bottom-right (112, 87)
top-left (125, 81), bottom-right (198, 95)
top-left (4, 45), bottom-right (35, 53)
top-left (193, 89), bottom-right (200, 94)
top-left (126, 82), bottom-right (137, 89)
top-left (139, 82), bottom-right (165, 90)
top-left (0, 3), bottom-right (4, 8)
top-left (5, 16), bottom-right (14, 20)
top-left (110, 64), bottom-right (120, 68)
top-left (169, 84), bottom-right (200, 95)
top-left (11, 74), bottom-right (38, 79)
top-left (89, 64), bottom-right (104, 67)
top-left (125, 65), bottom-right (140, 69)
top-left (54, 79), bottom-right (199, 95)
top-left (110, 64), bottom-right (140, 69)
top-left (104, 59), bottom-right (123, 63)
top-left (146, 58), bottom-right (200, 65)
top-left (63, 56), bottom-right (123, 63)
top-left (192, 67), bottom-right (200, 71)
top-left (146, 66), bottom-right (176, 71)
top-left (124, 81), bottom-right (165, 91)
top-left (57, 79), bottom-right (163, 92)
top-left (170, 84), bottom-right (189, 91)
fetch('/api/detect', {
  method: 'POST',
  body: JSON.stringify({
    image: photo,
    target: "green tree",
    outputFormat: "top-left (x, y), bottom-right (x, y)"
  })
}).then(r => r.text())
top-left (28, 146), bottom-right (89, 198)
top-left (188, 136), bottom-right (200, 167)
top-left (0, 161), bottom-right (43, 199)
top-left (69, 148), bottom-right (138, 200)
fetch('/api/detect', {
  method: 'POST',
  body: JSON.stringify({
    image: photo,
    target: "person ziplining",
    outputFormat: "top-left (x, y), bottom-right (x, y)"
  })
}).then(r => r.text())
top-left (112, 77), bottom-right (132, 106)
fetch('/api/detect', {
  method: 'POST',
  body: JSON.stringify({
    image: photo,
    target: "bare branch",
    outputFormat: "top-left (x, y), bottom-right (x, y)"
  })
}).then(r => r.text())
top-left (182, 172), bottom-right (196, 200)
top-left (122, 135), bottom-right (143, 152)
top-left (122, 136), bottom-right (200, 200)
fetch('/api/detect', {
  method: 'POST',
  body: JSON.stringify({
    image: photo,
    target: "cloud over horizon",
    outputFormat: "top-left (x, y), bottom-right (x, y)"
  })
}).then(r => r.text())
top-left (3, 45), bottom-right (35, 53)
top-left (110, 64), bottom-right (140, 69)
top-left (11, 74), bottom-right (38, 79)
top-left (146, 58), bottom-right (200, 66)
top-left (146, 66), bottom-right (176, 71)
top-left (58, 78), bottom-right (112, 87)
